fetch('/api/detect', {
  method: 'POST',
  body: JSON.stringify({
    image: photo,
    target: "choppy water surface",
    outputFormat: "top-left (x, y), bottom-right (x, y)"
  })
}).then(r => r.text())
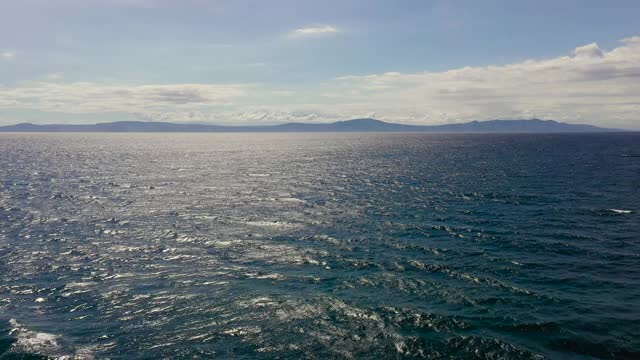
top-left (0, 133), bottom-right (638, 359)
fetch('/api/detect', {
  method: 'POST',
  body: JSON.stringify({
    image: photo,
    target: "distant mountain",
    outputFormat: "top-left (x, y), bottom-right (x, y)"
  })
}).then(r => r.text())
top-left (0, 118), bottom-right (621, 133)
top-left (272, 118), bottom-right (619, 132)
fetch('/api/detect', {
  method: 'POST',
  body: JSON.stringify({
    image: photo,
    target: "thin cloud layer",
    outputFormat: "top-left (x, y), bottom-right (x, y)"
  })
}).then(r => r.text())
top-left (1, 51), bottom-right (15, 60)
top-left (0, 83), bottom-right (250, 114)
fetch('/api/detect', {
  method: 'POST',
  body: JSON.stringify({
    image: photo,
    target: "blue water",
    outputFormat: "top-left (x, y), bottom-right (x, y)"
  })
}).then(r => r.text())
top-left (0, 133), bottom-right (638, 359)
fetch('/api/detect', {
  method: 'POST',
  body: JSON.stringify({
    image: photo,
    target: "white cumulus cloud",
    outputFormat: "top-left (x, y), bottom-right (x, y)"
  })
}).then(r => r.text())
top-left (290, 25), bottom-right (340, 38)
top-left (327, 36), bottom-right (640, 128)
top-left (573, 43), bottom-right (604, 58)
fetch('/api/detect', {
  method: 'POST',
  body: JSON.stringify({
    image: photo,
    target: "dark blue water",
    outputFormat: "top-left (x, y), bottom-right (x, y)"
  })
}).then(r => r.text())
top-left (0, 133), bottom-right (638, 359)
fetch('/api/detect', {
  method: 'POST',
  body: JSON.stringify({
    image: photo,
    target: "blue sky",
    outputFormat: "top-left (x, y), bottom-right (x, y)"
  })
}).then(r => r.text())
top-left (1, 0), bottom-right (639, 128)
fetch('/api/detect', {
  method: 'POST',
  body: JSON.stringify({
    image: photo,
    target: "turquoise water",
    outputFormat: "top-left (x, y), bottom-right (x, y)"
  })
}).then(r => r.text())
top-left (0, 133), bottom-right (638, 359)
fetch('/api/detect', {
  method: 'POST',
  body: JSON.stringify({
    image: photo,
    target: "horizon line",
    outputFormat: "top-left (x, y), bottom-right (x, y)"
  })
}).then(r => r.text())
top-left (0, 118), bottom-right (632, 133)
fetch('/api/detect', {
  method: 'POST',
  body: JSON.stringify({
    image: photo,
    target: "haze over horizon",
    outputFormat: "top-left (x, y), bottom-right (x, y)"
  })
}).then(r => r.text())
top-left (1, 0), bottom-right (639, 129)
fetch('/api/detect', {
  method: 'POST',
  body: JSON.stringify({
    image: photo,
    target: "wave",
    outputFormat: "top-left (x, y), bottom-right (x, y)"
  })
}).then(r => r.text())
top-left (7, 319), bottom-right (95, 359)
top-left (606, 208), bottom-right (633, 214)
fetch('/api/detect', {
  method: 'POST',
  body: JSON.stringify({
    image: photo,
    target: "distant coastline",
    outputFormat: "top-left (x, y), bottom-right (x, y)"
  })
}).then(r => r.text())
top-left (0, 118), bottom-right (625, 133)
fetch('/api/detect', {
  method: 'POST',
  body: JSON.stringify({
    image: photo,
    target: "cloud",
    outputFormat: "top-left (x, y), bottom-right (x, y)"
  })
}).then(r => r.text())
top-left (573, 43), bottom-right (604, 58)
top-left (327, 37), bottom-right (640, 128)
top-left (290, 25), bottom-right (340, 38)
top-left (1, 51), bottom-right (15, 60)
top-left (622, 36), bottom-right (640, 44)
top-left (1, 36), bottom-right (639, 128)
top-left (45, 73), bottom-right (64, 81)
top-left (0, 82), bottom-right (250, 114)
top-left (134, 109), bottom-right (332, 124)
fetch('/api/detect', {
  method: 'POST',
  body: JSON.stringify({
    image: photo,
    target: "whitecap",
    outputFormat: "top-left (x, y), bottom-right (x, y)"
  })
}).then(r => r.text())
top-left (247, 272), bottom-right (285, 280)
top-left (244, 220), bottom-right (300, 228)
top-left (221, 326), bottom-right (262, 336)
top-left (7, 319), bottom-right (95, 359)
top-left (314, 234), bottom-right (342, 245)
top-left (276, 197), bottom-right (307, 204)
top-left (607, 209), bottom-right (633, 214)
top-left (209, 239), bottom-right (244, 247)
top-left (65, 282), bottom-right (97, 289)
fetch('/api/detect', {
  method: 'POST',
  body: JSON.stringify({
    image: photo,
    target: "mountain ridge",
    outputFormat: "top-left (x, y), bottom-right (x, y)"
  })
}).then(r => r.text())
top-left (0, 118), bottom-right (623, 133)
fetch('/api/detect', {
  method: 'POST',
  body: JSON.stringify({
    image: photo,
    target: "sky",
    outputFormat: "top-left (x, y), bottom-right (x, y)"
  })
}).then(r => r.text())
top-left (1, 0), bottom-right (639, 129)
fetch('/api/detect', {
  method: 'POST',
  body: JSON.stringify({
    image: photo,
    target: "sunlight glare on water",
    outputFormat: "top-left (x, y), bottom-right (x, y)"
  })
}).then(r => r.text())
top-left (0, 133), bottom-right (639, 359)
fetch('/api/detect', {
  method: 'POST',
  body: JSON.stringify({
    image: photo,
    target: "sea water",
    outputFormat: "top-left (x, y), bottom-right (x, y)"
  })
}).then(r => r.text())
top-left (0, 133), bottom-right (638, 359)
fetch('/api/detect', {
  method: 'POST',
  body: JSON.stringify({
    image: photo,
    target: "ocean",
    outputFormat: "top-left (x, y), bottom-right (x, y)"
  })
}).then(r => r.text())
top-left (0, 133), bottom-right (638, 359)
